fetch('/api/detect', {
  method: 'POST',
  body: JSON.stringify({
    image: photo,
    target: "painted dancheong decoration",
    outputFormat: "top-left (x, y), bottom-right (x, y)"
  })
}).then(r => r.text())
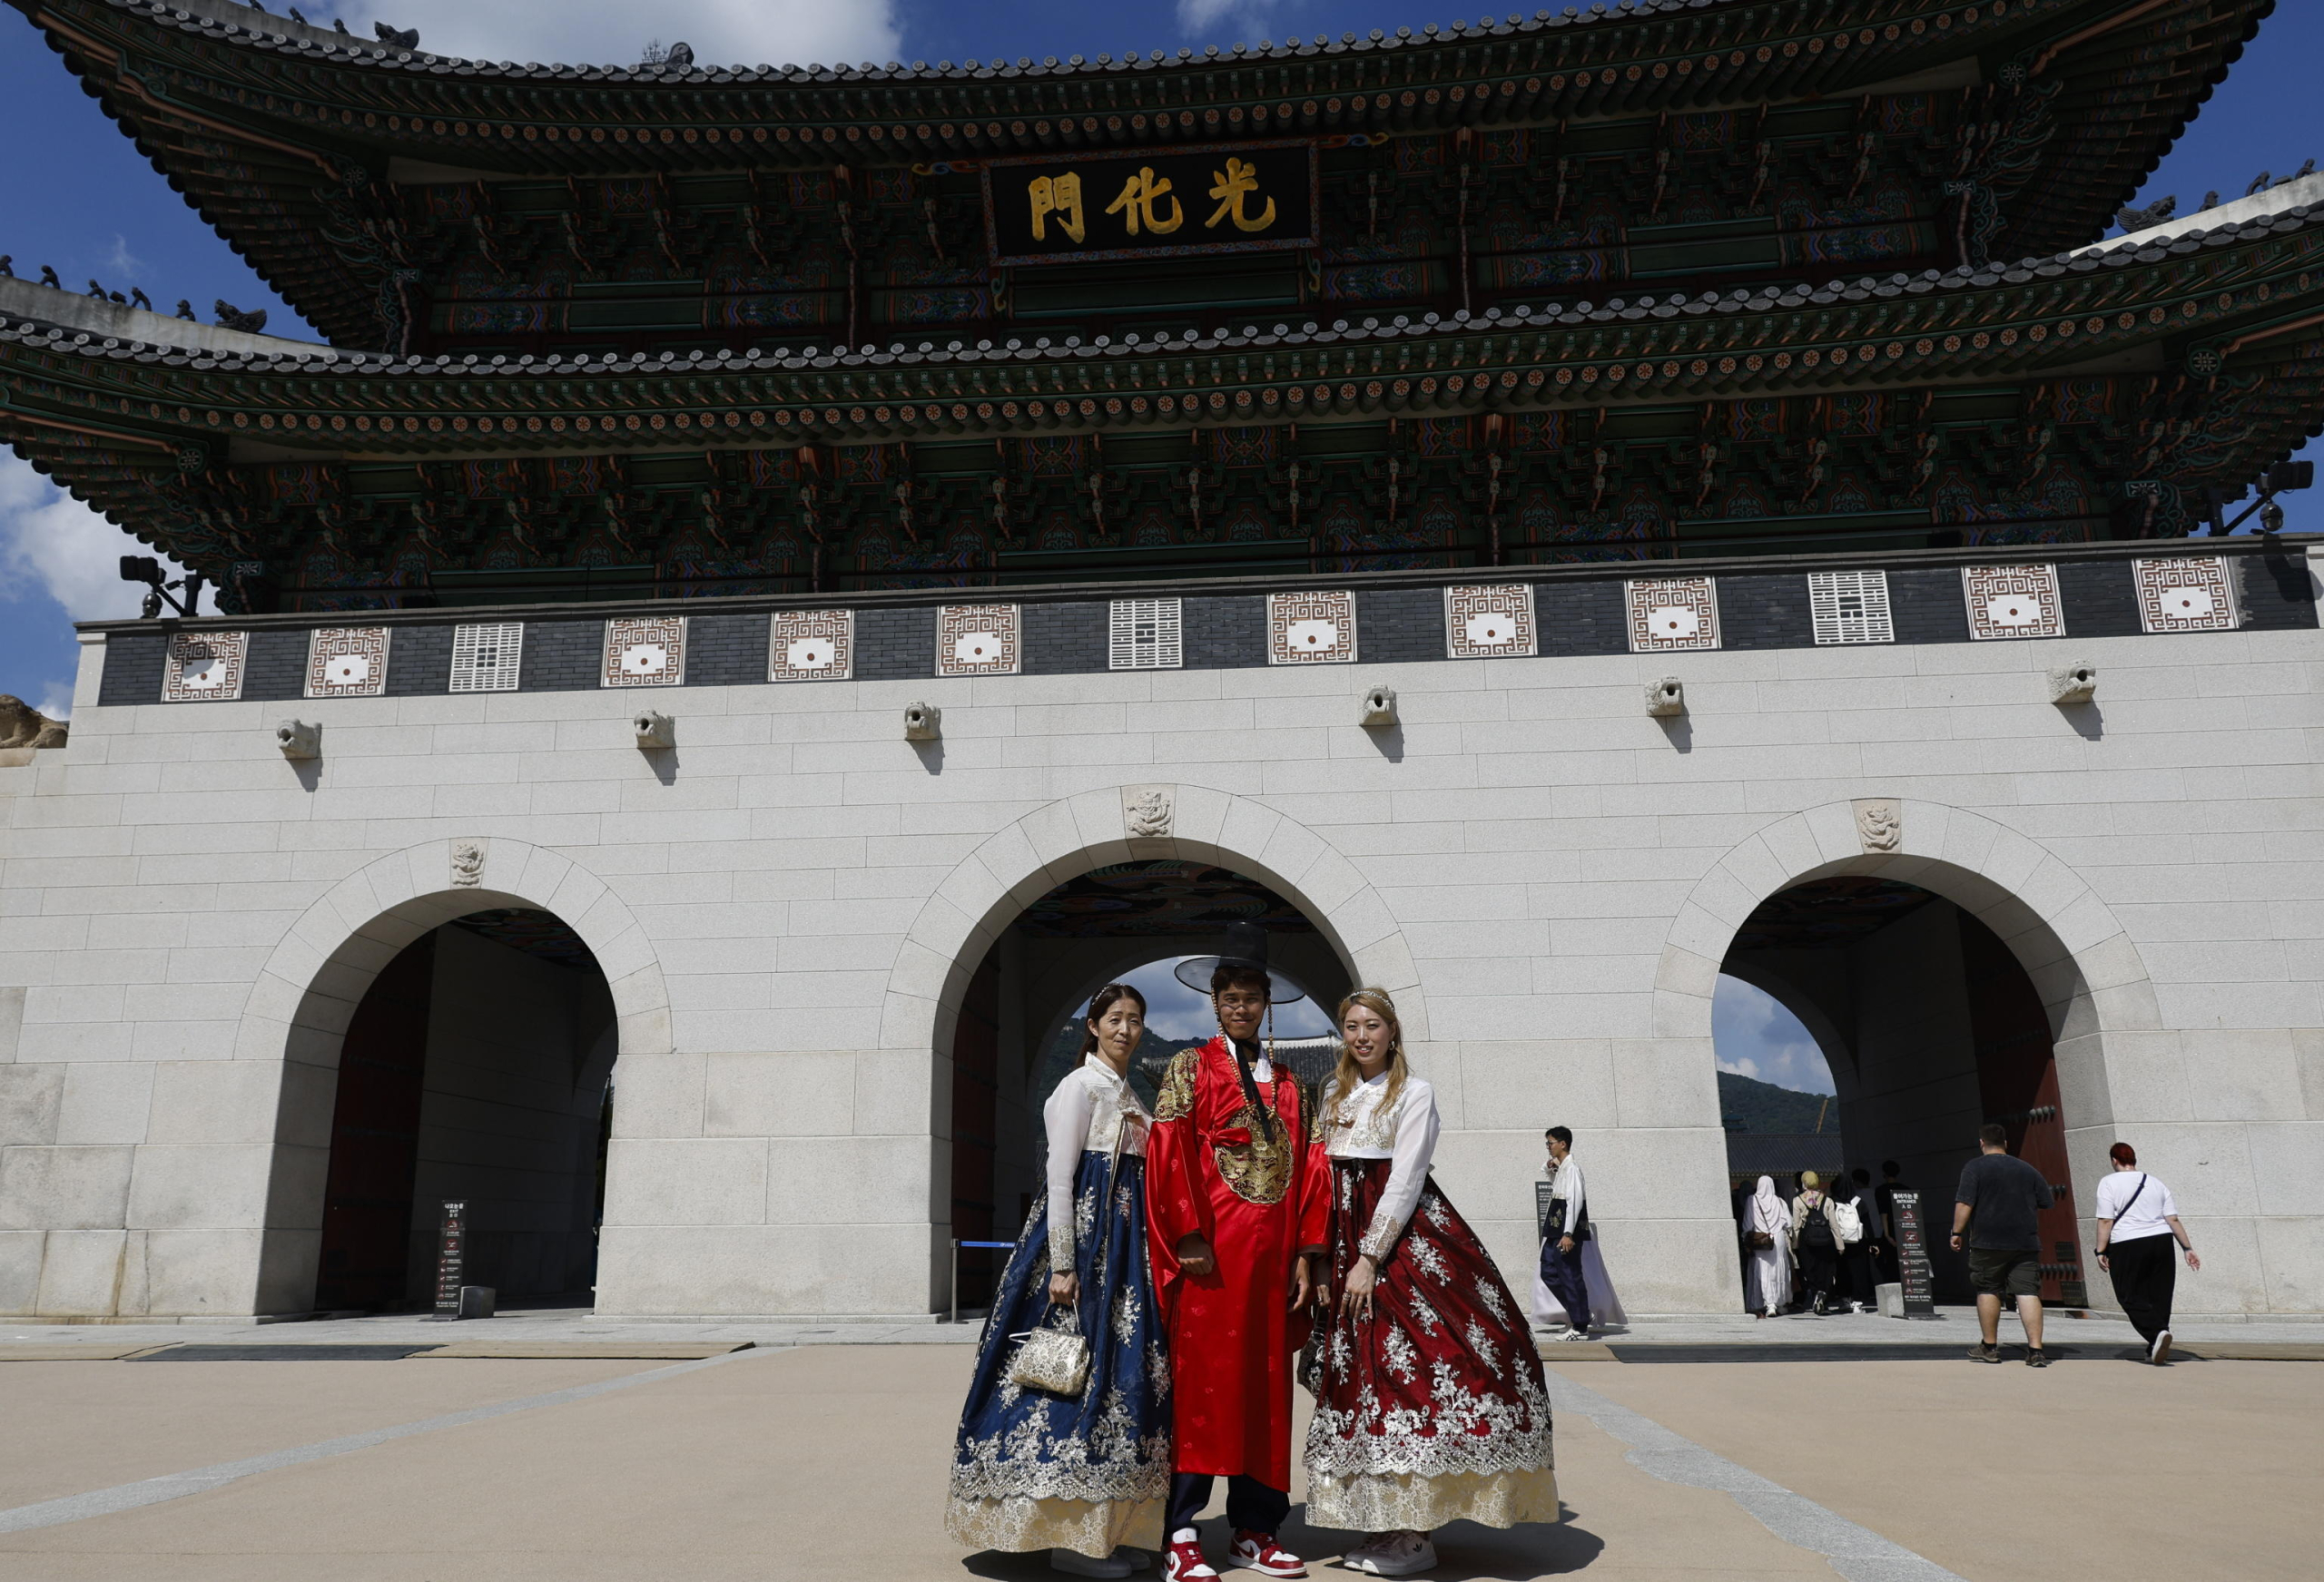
top-left (0, 0), bottom-right (2309, 614)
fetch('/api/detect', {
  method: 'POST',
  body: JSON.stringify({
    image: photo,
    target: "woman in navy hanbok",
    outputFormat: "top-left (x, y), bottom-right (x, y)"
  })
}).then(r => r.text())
top-left (947, 983), bottom-right (1169, 1577)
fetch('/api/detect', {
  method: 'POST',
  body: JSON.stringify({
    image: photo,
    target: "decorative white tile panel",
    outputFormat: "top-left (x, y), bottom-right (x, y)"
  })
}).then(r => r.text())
top-left (1444, 585), bottom-right (1537, 659)
top-left (304, 626), bottom-right (391, 697)
top-left (448, 622), bottom-right (524, 693)
top-left (1266, 590), bottom-right (1357, 664)
top-left (768, 609), bottom-right (854, 682)
top-left (601, 615), bottom-right (687, 687)
top-left (1624, 577), bottom-right (1721, 652)
top-left (1807, 571), bottom-right (1895, 645)
top-left (1109, 598), bottom-right (1184, 670)
top-left (1962, 564), bottom-right (2064, 641)
top-left (159, 630), bottom-right (248, 702)
top-left (2132, 556), bottom-right (2240, 633)
top-left (936, 604), bottom-right (1021, 677)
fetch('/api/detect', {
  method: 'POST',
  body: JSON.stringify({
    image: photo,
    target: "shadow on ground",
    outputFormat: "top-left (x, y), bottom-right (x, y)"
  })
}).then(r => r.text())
top-left (962, 1505), bottom-right (1607, 1579)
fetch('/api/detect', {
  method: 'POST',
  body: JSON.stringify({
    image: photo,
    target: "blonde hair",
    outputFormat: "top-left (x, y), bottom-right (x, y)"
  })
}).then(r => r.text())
top-left (1327, 988), bottom-right (1410, 1123)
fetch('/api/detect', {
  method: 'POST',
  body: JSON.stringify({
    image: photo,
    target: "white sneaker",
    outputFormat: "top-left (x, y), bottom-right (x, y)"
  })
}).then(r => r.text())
top-left (2151, 1329), bottom-right (2172, 1365)
top-left (1053, 1550), bottom-right (1135, 1578)
top-left (1344, 1534), bottom-right (1437, 1577)
top-left (1164, 1533), bottom-right (1219, 1582)
top-left (1556, 1327), bottom-right (1590, 1341)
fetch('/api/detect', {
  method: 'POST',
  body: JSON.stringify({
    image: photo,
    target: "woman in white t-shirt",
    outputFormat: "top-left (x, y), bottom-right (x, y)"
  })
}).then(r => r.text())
top-left (2093, 1142), bottom-right (2201, 1365)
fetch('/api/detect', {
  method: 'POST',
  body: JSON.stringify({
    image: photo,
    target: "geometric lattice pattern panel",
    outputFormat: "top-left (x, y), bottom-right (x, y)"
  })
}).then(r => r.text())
top-left (1444, 585), bottom-right (1537, 658)
top-left (936, 604), bottom-right (1021, 676)
top-left (768, 609), bottom-right (854, 682)
top-left (448, 622), bottom-right (524, 693)
top-left (1962, 565), bottom-right (2064, 641)
top-left (304, 625), bottom-right (391, 697)
top-left (1624, 577), bottom-right (1721, 652)
top-left (1807, 571), bottom-right (1895, 645)
top-left (601, 615), bottom-right (687, 686)
top-left (2132, 556), bottom-right (2240, 634)
top-left (159, 630), bottom-right (249, 702)
top-left (1109, 598), bottom-right (1184, 670)
top-left (1266, 590), bottom-right (1358, 664)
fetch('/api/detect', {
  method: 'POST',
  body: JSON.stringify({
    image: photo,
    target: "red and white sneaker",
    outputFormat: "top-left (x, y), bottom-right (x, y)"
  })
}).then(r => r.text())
top-left (1163, 1536), bottom-right (1218, 1582)
top-left (1229, 1531), bottom-right (1307, 1578)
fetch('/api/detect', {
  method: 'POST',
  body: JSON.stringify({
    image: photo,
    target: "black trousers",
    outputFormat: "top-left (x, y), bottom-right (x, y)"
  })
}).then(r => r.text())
top-left (1841, 1241), bottom-right (1878, 1307)
top-left (1540, 1237), bottom-right (1590, 1330)
top-left (1798, 1242), bottom-right (1840, 1302)
top-left (2105, 1233), bottom-right (2179, 1346)
top-left (1168, 1473), bottom-right (1287, 1539)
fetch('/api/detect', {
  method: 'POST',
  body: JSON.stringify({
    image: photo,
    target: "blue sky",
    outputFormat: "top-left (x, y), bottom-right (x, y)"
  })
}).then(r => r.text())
top-left (1713, 975), bottom-right (1834, 1095)
top-left (1, 1), bottom-right (2315, 714)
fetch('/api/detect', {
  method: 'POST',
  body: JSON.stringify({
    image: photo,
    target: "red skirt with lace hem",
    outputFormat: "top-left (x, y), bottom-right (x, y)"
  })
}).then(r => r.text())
top-left (1304, 1157), bottom-right (1560, 1534)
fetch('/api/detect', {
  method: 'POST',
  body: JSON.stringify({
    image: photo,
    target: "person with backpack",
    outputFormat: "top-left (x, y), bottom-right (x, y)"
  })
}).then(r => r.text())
top-left (2093, 1142), bottom-right (2201, 1365)
top-left (1788, 1171), bottom-right (1856, 1317)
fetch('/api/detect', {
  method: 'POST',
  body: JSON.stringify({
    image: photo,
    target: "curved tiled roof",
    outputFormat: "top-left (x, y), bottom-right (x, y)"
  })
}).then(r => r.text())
top-left (14, 0), bottom-right (2276, 347)
top-left (39, 0), bottom-right (1990, 83)
top-left (8, 190), bottom-right (2314, 382)
top-left (5, 187), bottom-right (2319, 585)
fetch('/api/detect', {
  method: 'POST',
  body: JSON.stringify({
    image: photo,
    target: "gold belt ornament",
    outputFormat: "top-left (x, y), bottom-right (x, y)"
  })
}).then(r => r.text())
top-left (1211, 1102), bottom-right (1293, 1205)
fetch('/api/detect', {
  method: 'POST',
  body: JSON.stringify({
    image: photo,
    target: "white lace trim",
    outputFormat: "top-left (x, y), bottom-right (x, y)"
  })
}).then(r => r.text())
top-left (946, 1493), bottom-right (1166, 1557)
top-left (1304, 1467), bottom-right (1561, 1533)
top-left (1304, 1356), bottom-right (1555, 1481)
top-left (952, 1383), bottom-right (1172, 1505)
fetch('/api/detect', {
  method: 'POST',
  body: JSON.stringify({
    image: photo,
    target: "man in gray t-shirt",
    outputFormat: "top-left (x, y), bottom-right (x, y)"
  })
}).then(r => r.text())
top-left (1951, 1123), bottom-right (2055, 1366)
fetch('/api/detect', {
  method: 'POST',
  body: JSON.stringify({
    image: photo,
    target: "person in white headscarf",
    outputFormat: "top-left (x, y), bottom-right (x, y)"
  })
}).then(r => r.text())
top-left (1740, 1174), bottom-right (1793, 1318)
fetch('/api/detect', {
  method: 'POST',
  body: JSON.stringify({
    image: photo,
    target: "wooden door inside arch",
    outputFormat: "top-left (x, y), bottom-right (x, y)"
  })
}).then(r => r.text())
top-left (950, 953), bottom-right (1003, 1311)
top-left (1960, 916), bottom-right (2084, 1308)
top-left (314, 933), bottom-right (434, 1312)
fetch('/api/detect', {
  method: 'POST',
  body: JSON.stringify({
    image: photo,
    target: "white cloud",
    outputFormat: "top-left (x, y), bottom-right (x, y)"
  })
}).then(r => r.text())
top-left (1712, 975), bottom-right (1836, 1095)
top-left (365, 0), bottom-right (900, 70)
top-left (0, 455), bottom-right (182, 622)
top-left (102, 235), bottom-right (147, 281)
top-left (1175, 0), bottom-right (1277, 35)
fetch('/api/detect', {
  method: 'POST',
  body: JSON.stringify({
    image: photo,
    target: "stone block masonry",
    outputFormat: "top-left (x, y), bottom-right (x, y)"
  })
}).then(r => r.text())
top-left (5, 539), bottom-right (2323, 1321)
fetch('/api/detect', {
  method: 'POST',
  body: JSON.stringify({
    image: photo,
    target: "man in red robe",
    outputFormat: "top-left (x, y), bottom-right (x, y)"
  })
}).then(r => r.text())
top-left (1147, 923), bottom-right (1330, 1582)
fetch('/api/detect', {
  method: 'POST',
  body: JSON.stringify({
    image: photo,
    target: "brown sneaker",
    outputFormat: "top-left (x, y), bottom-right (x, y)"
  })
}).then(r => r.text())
top-left (2026, 1348), bottom-right (2052, 1368)
top-left (1968, 1341), bottom-right (2002, 1363)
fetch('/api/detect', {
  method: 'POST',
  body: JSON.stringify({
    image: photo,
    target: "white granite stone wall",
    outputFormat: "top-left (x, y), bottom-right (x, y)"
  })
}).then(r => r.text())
top-left (1, 607), bottom-right (2319, 1320)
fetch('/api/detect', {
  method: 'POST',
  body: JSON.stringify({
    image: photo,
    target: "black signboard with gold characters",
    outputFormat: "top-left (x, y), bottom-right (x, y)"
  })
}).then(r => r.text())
top-left (982, 141), bottom-right (1319, 267)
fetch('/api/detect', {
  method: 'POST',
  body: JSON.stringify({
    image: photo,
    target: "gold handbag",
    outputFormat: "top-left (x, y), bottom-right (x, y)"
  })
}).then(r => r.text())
top-left (1007, 1312), bottom-right (1092, 1398)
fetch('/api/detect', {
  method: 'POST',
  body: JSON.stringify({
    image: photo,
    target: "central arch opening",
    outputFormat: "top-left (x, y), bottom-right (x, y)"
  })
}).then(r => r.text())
top-left (312, 907), bottom-right (619, 1313)
top-left (947, 859), bottom-right (1350, 1312)
top-left (1716, 876), bottom-right (2082, 1312)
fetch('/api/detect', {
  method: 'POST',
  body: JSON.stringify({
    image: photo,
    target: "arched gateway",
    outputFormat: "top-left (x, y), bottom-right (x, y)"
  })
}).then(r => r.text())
top-left (2, 0), bottom-right (2319, 1330)
top-left (1662, 801), bottom-right (2158, 1312)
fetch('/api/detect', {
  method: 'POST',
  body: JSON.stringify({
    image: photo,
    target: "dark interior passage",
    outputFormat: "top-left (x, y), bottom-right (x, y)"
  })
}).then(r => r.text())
top-left (314, 909), bottom-right (618, 1312)
top-left (946, 860), bottom-right (1347, 1314)
top-left (1723, 878), bottom-right (2081, 1308)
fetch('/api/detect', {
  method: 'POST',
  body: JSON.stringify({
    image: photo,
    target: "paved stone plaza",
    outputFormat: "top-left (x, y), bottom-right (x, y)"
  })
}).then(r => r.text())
top-left (0, 1324), bottom-right (2315, 1582)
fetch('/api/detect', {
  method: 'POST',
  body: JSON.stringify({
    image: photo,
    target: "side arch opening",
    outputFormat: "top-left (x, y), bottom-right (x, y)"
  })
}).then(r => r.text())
top-left (1718, 876), bottom-right (2083, 1311)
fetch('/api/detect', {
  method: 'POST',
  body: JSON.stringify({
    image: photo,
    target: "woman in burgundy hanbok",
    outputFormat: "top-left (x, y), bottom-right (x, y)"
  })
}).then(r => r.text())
top-left (1305, 989), bottom-right (1559, 1577)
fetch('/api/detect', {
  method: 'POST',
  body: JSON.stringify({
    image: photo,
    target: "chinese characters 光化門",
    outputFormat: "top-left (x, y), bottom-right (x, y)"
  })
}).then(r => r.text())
top-left (1029, 157), bottom-right (1286, 245)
